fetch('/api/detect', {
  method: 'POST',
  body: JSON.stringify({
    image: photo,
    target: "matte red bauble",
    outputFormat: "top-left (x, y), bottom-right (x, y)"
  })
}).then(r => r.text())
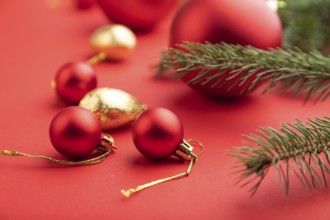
top-left (123, 107), bottom-right (203, 197)
top-left (53, 61), bottom-right (97, 104)
top-left (132, 108), bottom-right (184, 159)
top-left (49, 106), bottom-right (102, 159)
top-left (170, 0), bottom-right (282, 99)
top-left (76, 0), bottom-right (95, 9)
top-left (96, 0), bottom-right (177, 31)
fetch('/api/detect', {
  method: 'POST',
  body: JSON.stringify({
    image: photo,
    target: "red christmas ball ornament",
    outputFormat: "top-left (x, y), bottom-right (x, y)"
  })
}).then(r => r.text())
top-left (132, 107), bottom-right (184, 159)
top-left (75, 0), bottom-right (96, 9)
top-left (169, 0), bottom-right (282, 99)
top-left (181, 69), bottom-right (256, 99)
top-left (96, 0), bottom-right (178, 31)
top-left (122, 107), bottom-right (204, 197)
top-left (53, 61), bottom-right (97, 104)
top-left (2, 106), bottom-right (115, 165)
top-left (49, 106), bottom-right (102, 159)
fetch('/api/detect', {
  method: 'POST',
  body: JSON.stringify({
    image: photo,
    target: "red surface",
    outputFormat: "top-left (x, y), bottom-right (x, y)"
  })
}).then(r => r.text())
top-left (1, 1), bottom-right (330, 219)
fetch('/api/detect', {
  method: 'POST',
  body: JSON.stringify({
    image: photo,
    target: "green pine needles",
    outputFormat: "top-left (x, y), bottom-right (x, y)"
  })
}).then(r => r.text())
top-left (157, 42), bottom-right (330, 103)
top-left (157, 42), bottom-right (330, 195)
top-left (230, 117), bottom-right (330, 196)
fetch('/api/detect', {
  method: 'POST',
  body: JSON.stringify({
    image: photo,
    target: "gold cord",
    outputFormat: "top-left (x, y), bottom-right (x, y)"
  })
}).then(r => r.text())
top-left (186, 139), bottom-right (204, 157)
top-left (1, 145), bottom-right (116, 166)
top-left (86, 52), bottom-right (107, 65)
top-left (121, 139), bottom-right (204, 198)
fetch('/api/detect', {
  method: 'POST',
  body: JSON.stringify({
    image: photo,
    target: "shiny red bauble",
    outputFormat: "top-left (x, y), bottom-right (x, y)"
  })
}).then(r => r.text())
top-left (170, 0), bottom-right (282, 99)
top-left (54, 62), bottom-right (97, 104)
top-left (132, 108), bottom-right (184, 160)
top-left (96, 0), bottom-right (177, 31)
top-left (49, 106), bottom-right (102, 159)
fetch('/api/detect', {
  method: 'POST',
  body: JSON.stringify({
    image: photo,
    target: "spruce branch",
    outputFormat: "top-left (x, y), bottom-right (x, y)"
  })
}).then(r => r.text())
top-left (156, 42), bottom-right (330, 103)
top-left (229, 117), bottom-right (330, 196)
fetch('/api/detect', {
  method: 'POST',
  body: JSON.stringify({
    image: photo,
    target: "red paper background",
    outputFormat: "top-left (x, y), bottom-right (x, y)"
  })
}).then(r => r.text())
top-left (1, 1), bottom-right (330, 219)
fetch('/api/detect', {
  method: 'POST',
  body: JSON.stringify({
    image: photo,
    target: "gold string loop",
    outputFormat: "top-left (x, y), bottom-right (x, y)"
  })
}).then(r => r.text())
top-left (121, 138), bottom-right (204, 198)
top-left (1, 134), bottom-right (116, 166)
top-left (86, 52), bottom-right (107, 65)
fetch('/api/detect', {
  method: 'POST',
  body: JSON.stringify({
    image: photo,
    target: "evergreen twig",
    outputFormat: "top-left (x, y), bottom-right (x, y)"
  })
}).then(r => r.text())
top-left (156, 42), bottom-right (330, 103)
top-left (229, 117), bottom-right (330, 196)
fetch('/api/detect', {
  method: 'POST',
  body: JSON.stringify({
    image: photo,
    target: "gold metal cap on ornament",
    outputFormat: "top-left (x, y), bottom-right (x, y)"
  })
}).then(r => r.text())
top-left (89, 24), bottom-right (137, 61)
top-left (79, 87), bottom-right (148, 130)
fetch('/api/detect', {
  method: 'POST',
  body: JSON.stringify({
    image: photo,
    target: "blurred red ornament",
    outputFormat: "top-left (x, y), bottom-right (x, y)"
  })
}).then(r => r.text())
top-left (96, 0), bottom-right (178, 31)
top-left (181, 69), bottom-right (261, 99)
top-left (49, 106), bottom-right (102, 158)
top-left (170, 0), bottom-right (282, 99)
top-left (75, 0), bottom-right (95, 9)
top-left (132, 108), bottom-right (184, 159)
top-left (53, 61), bottom-right (97, 104)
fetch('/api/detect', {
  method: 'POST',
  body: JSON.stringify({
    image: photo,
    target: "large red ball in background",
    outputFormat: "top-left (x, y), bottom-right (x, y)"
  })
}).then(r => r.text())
top-left (75, 0), bottom-right (96, 9)
top-left (132, 108), bottom-right (184, 160)
top-left (96, 0), bottom-right (178, 31)
top-left (170, 0), bottom-right (282, 99)
top-left (49, 106), bottom-right (102, 159)
top-left (54, 62), bottom-right (97, 104)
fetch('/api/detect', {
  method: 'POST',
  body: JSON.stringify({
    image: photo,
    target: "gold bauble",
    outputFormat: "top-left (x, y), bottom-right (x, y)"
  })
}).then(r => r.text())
top-left (90, 24), bottom-right (136, 61)
top-left (79, 88), bottom-right (147, 130)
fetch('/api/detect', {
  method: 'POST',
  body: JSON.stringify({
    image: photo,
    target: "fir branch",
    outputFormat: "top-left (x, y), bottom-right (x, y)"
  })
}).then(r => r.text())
top-left (229, 117), bottom-right (330, 196)
top-left (156, 42), bottom-right (330, 103)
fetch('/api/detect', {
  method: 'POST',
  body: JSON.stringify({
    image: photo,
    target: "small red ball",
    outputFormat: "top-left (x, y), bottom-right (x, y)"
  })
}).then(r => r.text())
top-left (132, 108), bottom-right (184, 160)
top-left (49, 106), bottom-right (102, 159)
top-left (54, 62), bottom-right (97, 104)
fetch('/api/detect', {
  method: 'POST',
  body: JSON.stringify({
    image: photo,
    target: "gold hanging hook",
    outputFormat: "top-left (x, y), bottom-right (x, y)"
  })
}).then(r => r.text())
top-left (121, 139), bottom-right (204, 198)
